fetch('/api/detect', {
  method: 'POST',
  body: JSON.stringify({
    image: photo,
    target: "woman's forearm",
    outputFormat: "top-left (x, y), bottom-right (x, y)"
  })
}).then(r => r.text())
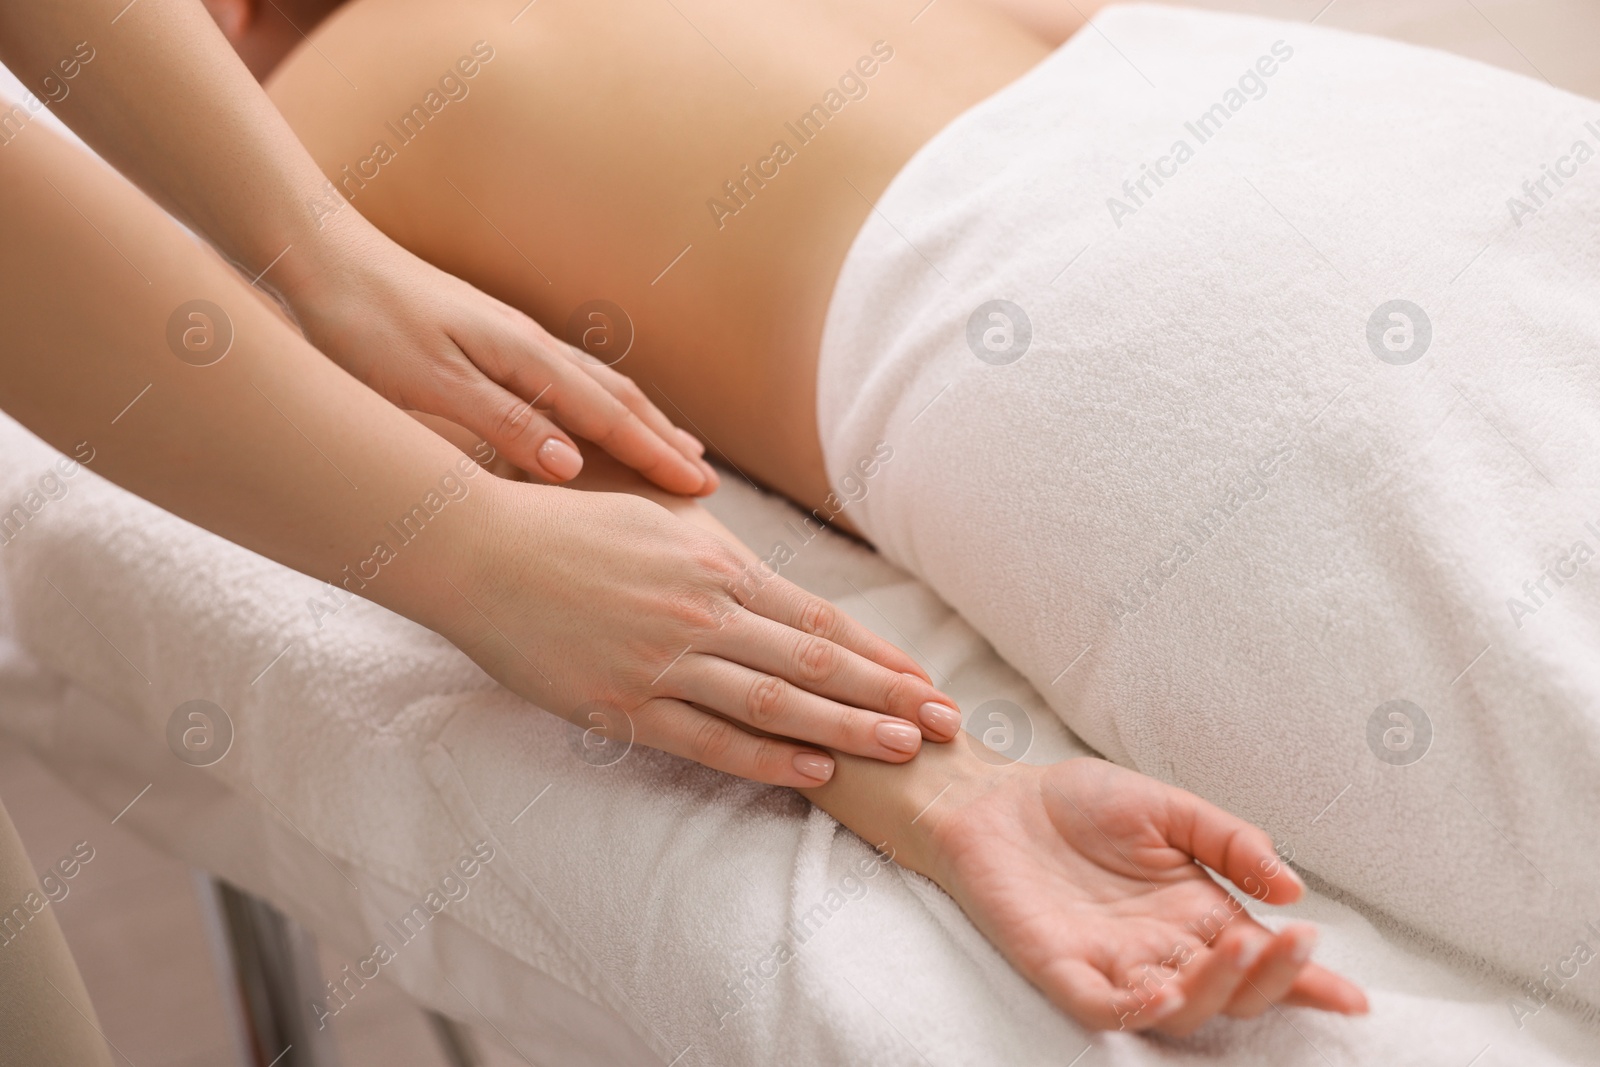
top-left (0, 119), bottom-right (958, 789)
top-left (0, 116), bottom-right (494, 639)
top-left (799, 739), bottom-right (1000, 883)
top-left (0, 0), bottom-right (364, 301)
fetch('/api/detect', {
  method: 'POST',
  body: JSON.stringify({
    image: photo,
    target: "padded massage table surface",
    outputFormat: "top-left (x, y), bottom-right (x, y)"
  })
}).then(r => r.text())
top-left (6, 4), bottom-right (1600, 1054)
top-left (1, 415), bottom-right (1597, 1066)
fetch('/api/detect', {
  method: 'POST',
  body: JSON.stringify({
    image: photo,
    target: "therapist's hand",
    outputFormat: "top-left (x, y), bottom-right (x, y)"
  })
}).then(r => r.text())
top-left (281, 231), bottom-right (717, 496)
top-left (449, 482), bottom-right (963, 787)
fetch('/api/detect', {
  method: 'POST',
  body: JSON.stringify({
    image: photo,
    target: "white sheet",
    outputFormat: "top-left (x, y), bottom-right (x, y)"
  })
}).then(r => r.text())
top-left (2, 411), bottom-right (1597, 1066)
top-left (820, 1), bottom-right (1600, 1028)
top-left (4, 6), bottom-right (1600, 1061)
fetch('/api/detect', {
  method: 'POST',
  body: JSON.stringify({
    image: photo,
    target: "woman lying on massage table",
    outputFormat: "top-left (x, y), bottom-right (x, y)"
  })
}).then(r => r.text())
top-left (262, 0), bottom-right (1376, 1030)
top-left (0, 0), bottom-right (1386, 1037)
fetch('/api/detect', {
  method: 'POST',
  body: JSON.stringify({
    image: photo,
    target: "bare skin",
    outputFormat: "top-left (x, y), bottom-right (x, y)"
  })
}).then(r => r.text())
top-left (265, 0), bottom-right (1051, 519)
top-left (0, 0), bottom-right (981, 790)
top-left (448, 431), bottom-right (1369, 1033)
top-left (314, 0), bottom-right (1368, 1028)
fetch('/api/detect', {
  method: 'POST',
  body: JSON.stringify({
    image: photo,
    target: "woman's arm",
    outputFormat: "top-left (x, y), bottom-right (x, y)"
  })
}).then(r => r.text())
top-left (0, 0), bottom-right (713, 491)
top-left (0, 118), bottom-right (962, 787)
top-left (548, 447), bottom-right (1368, 1033)
top-left (808, 745), bottom-right (1369, 1033)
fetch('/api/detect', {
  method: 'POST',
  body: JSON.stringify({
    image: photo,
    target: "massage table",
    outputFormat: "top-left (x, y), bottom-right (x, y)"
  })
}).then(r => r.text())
top-left (5, 3), bottom-right (1600, 1058)
top-left (4, 410), bottom-right (1598, 1066)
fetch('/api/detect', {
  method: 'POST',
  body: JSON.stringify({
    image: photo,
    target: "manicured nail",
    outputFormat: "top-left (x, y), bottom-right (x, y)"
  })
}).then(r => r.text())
top-left (537, 437), bottom-right (583, 480)
top-left (793, 753), bottom-right (834, 782)
top-left (918, 702), bottom-right (961, 738)
top-left (875, 720), bottom-right (922, 754)
top-left (675, 427), bottom-right (706, 456)
top-left (1153, 991), bottom-right (1186, 1019)
top-left (1235, 935), bottom-right (1265, 971)
top-left (699, 461), bottom-right (720, 490)
top-left (1290, 929), bottom-right (1318, 964)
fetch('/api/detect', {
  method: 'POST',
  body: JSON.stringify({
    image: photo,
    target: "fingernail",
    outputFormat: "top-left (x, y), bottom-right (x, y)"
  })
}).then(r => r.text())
top-left (1235, 935), bottom-right (1265, 971)
top-left (875, 720), bottom-right (922, 754)
top-left (699, 461), bottom-right (720, 490)
top-left (1290, 929), bottom-right (1318, 964)
top-left (793, 753), bottom-right (834, 782)
top-left (675, 427), bottom-right (706, 456)
top-left (537, 437), bottom-right (583, 480)
top-left (918, 702), bottom-right (961, 738)
top-left (1153, 991), bottom-right (1186, 1019)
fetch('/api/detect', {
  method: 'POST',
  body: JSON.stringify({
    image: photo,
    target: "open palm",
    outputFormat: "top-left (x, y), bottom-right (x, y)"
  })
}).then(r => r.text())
top-left (931, 758), bottom-right (1367, 1034)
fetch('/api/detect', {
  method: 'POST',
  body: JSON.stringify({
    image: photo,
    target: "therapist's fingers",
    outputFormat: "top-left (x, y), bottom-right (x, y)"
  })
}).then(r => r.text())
top-left (489, 340), bottom-right (712, 497)
top-left (572, 358), bottom-right (719, 490)
top-left (631, 698), bottom-right (836, 787)
top-left (430, 368), bottom-right (593, 485)
top-left (728, 567), bottom-right (942, 687)
top-left (708, 608), bottom-right (960, 741)
top-left (669, 657), bottom-right (925, 761)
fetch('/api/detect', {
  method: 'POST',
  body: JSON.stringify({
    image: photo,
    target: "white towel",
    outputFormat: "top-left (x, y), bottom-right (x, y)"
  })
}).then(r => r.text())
top-left (4, 10), bottom-right (1600, 1059)
top-left (2, 412), bottom-right (1597, 1062)
top-left (819, 2), bottom-right (1600, 1021)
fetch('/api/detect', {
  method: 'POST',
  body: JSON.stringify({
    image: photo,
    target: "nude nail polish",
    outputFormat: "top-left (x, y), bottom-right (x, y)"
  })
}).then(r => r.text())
top-left (1290, 930), bottom-right (1318, 964)
top-left (538, 437), bottom-right (583, 480)
top-left (793, 753), bottom-right (834, 782)
top-left (918, 702), bottom-right (961, 737)
top-left (876, 720), bottom-right (922, 754)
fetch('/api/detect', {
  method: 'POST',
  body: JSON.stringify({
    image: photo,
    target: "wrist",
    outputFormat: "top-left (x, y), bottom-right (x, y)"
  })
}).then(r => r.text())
top-left (801, 735), bottom-right (1001, 884)
top-left (390, 457), bottom-right (532, 650)
top-left (254, 195), bottom-right (391, 316)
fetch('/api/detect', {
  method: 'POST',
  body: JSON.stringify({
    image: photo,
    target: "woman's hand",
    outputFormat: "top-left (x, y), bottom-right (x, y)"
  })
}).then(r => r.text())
top-left (281, 232), bottom-right (718, 495)
top-left (447, 481), bottom-right (964, 787)
top-left (924, 758), bottom-right (1368, 1034)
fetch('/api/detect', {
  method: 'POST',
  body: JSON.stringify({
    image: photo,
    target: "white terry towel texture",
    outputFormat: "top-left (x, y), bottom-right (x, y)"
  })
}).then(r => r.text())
top-left (6, 405), bottom-right (1600, 1066)
top-left (819, 3), bottom-right (1600, 1017)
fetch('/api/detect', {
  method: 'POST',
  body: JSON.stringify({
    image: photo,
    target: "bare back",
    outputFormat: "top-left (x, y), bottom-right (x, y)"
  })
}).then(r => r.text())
top-left (267, 0), bottom-right (1047, 511)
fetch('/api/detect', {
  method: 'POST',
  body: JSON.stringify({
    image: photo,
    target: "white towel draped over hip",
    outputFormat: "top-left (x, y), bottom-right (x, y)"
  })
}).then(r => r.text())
top-left (819, 3), bottom-right (1600, 1016)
